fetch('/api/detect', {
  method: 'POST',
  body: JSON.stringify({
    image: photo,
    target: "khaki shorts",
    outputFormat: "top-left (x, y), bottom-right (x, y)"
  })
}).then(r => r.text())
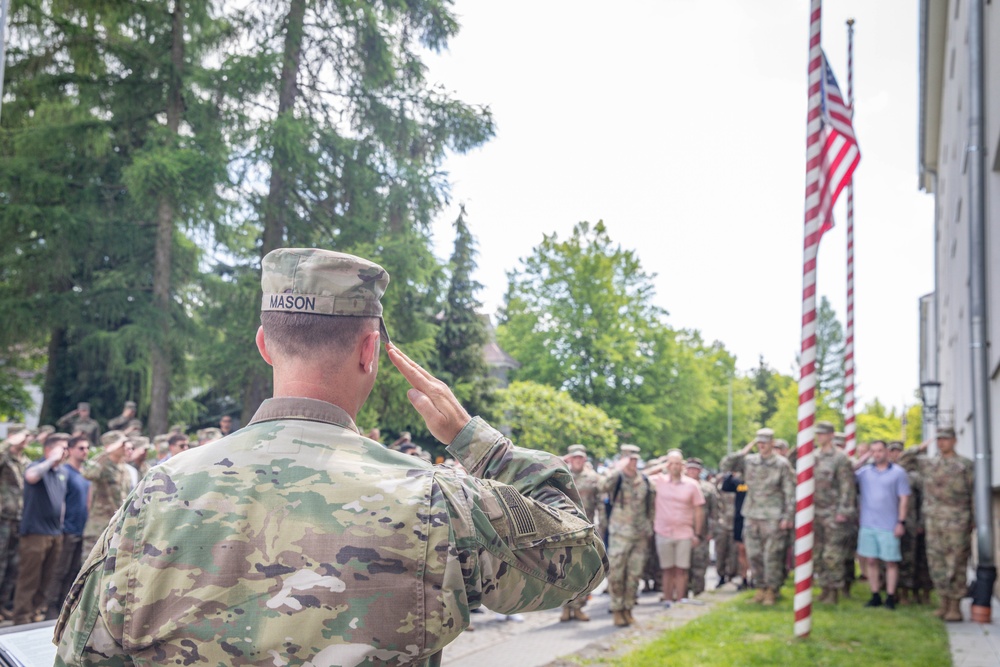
top-left (655, 535), bottom-right (693, 569)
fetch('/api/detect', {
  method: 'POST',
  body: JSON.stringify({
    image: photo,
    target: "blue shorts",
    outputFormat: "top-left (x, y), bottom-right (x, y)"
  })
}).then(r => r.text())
top-left (857, 526), bottom-right (901, 562)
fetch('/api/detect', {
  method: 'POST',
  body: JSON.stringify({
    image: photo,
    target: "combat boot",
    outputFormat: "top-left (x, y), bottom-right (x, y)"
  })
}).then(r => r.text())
top-left (826, 588), bottom-right (839, 604)
top-left (934, 596), bottom-right (949, 618)
top-left (818, 587), bottom-right (835, 603)
top-left (943, 597), bottom-right (964, 622)
top-left (623, 608), bottom-right (635, 624)
top-left (573, 608), bottom-right (590, 622)
top-left (842, 582), bottom-right (852, 599)
top-left (752, 588), bottom-right (766, 604)
top-left (612, 610), bottom-right (629, 627)
top-left (762, 588), bottom-right (776, 606)
top-left (897, 589), bottom-right (911, 606)
top-left (560, 607), bottom-right (572, 622)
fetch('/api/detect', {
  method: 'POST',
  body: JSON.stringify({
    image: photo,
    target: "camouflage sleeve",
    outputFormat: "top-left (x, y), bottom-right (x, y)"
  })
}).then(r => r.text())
top-left (52, 502), bottom-right (131, 665)
top-left (448, 417), bottom-right (587, 521)
top-left (719, 452), bottom-right (743, 474)
top-left (81, 454), bottom-right (116, 483)
top-left (836, 455), bottom-right (857, 517)
top-left (443, 418), bottom-right (608, 615)
top-left (781, 460), bottom-right (796, 523)
top-left (898, 446), bottom-right (924, 471)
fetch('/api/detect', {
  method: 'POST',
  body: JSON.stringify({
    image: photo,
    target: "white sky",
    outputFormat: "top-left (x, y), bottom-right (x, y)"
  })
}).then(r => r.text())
top-left (425, 0), bottom-right (934, 413)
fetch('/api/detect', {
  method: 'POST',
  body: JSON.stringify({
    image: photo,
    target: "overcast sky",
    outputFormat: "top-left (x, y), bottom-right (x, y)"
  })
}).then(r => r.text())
top-left (424, 0), bottom-right (934, 414)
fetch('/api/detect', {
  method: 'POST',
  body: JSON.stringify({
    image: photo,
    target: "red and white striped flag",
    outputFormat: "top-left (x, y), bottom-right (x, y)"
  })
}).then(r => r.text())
top-left (816, 50), bottom-right (860, 240)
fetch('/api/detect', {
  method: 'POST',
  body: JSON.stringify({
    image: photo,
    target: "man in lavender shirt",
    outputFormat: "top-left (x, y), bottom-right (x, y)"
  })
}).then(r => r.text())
top-left (854, 440), bottom-right (911, 610)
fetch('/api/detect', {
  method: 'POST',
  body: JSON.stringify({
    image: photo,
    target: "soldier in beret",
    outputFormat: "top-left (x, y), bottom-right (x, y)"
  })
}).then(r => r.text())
top-left (56, 248), bottom-right (607, 665)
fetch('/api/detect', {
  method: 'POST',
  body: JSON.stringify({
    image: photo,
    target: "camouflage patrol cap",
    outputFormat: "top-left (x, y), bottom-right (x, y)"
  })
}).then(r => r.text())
top-left (261, 248), bottom-right (391, 343)
top-left (887, 441), bottom-right (904, 452)
top-left (129, 435), bottom-right (151, 450)
top-left (833, 432), bottom-right (846, 445)
top-left (124, 400), bottom-right (137, 409)
top-left (37, 425), bottom-right (55, 436)
top-left (566, 444), bottom-right (588, 457)
top-left (936, 426), bottom-right (956, 438)
top-left (77, 402), bottom-right (90, 411)
top-left (756, 428), bottom-right (774, 441)
top-left (815, 421), bottom-right (835, 434)
top-left (774, 439), bottom-right (790, 450)
top-left (685, 457), bottom-right (704, 470)
top-left (620, 444), bottom-right (641, 459)
top-left (100, 430), bottom-right (128, 448)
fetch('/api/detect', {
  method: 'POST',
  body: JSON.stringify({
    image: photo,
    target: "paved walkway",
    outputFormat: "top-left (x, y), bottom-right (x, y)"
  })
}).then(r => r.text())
top-left (443, 571), bottom-right (737, 667)
top-left (950, 597), bottom-right (1000, 667)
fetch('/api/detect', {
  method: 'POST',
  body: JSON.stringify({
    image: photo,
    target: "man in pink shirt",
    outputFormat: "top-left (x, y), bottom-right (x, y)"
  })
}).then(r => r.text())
top-left (646, 450), bottom-right (705, 605)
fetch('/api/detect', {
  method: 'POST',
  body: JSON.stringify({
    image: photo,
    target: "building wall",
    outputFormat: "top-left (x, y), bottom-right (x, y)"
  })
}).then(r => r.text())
top-left (928, 0), bottom-right (1000, 485)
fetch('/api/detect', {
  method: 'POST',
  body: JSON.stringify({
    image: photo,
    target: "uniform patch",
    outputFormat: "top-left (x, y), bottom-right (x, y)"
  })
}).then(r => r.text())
top-left (495, 486), bottom-right (537, 538)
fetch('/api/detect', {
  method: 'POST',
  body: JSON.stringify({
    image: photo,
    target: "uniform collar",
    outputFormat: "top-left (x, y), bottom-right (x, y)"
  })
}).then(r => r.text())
top-left (249, 397), bottom-right (359, 434)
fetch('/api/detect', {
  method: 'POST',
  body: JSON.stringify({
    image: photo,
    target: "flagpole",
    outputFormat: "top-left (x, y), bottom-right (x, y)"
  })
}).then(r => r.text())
top-left (794, 0), bottom-right (823, 639)
top-left (844, 18), bottom-right (857, 458)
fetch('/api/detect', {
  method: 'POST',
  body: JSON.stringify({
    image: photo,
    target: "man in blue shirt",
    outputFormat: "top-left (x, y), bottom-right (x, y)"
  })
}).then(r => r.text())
top-left (45, 435), bottom-right (91, 618)
top-left (854, 440), bottom-right (911, 609)
top-left (12, 432), bottom-right (69, 624)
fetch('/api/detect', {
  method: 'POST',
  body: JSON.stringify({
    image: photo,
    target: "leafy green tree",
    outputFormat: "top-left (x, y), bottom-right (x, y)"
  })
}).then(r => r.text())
top-left (435, 206), bottom-right (494, 419)
top-left (855, 399), bottom-right (902, 443)
top-left (498, 381), bottom-right (619, 459)
top-left (223, 0), bottom-right (496, 422)
top-left (904, 404), bottom-right (924, 446)
top-left (750, 356), bottom-right (791, 426)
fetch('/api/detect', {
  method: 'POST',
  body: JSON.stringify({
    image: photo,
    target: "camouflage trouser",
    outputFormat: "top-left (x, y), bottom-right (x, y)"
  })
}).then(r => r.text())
top-left (745, 518), bottom-right (786, 590)
top-left (689, 539), bottom-right (710, 595)
top-left (926, 516), bottom-right (971, 598)
top-left (0, 519), bottom-right (19, 606)
top-left (713, 524), bottom-right (737, 579)
top-left (813, 515), bottom-right (850, 588)
top-left (898, 528), bottom-right (933, 591)
top-left (607, 535), bottom-right (648, 611)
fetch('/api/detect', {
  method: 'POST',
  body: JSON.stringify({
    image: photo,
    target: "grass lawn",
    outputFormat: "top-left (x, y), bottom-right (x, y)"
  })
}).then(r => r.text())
top-left (606, 582), bottom-right (951, 667)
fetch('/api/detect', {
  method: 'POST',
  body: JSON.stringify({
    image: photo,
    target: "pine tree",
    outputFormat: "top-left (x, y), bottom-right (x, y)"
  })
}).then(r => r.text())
top-left (436, 206), bottom-right (493, 419)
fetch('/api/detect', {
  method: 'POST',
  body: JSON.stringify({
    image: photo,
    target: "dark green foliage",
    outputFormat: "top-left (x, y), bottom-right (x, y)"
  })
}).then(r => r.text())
top-left (435, 206), bottom-right (494, 419)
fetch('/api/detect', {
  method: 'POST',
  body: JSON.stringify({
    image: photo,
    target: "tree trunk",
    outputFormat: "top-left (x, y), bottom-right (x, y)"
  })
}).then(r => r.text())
top-left (148, 0), bottom-right (185, 435)
top-left (241, 0), bottom-right (307, 423)
top-left (39, 326), bottom-right (66, 425)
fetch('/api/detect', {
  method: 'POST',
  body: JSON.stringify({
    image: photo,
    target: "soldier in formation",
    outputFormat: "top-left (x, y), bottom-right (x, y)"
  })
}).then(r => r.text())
top-left (600, 444), bottom-right (654, 627)
top-left (900, 427), bottom-right (974, 622)
top-left (892, 441), bottom-right (932, 604)
top-left (560, 443), bottom-right (602, 622)
top-left (685, 458), bottom-right (717, 597)
top-left (721, 428), bottom-right (795, 606)
top-left (812, 421), bottom-right (857, 604)
top-left (0, 426), bottom-right (32, 618)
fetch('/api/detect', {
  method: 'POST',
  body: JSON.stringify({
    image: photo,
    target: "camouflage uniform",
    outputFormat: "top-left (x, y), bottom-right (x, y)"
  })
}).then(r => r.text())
top-left (81, 452), bottom-right (130, 558)
top-left (0, 440), bottom-right (29, 605)
top-left (900, 447), bottom-right (974, 600)
top-left (688, 478), bottom-right (717, 595)
top-left (600, 470), bottom-right (653, 613)
top-left (56, 414), bottom-right (100, 448)
top-left (713, 477), bottom-right (738, 581)
top-left (565, 464), bottom-right (602, 614)
top-left (55, 405), bottom-right (607, 666)
top-left (813, 447), bottom-right (856, 589)
top-left (726, 451), bottom-right (795, 592)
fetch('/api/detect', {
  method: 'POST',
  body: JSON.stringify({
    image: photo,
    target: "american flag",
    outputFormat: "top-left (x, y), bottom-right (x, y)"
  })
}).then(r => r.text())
top-left (817, 50), bottom-right (860, 239)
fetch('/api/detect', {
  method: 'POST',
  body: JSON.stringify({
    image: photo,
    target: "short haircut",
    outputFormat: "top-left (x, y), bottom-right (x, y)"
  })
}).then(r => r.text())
top-left (45, 433), bottom-right (70, 448)
top-left (69, 435), bottom-right (89, 449)
top-left (870, 440), bottom-right (887, 449)
top-left (260, 312), bottom-right (378, 358)
top-left (168, 433), bottom-right (188, 447)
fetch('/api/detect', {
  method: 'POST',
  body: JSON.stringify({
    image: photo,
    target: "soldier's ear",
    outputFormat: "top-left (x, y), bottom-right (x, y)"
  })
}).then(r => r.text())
top-left (255, 327), bottom-right (274, 366)
top-left (358, 329), bottom-right (380, 374)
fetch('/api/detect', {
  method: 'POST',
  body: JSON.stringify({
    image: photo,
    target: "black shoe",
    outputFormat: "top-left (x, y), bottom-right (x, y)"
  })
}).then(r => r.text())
top-left (884, 594), bottom-right (897, 610)
top-left (718, 576), bottom-right (727, 586)
top-left (864, 593), bottom-right (883, 608)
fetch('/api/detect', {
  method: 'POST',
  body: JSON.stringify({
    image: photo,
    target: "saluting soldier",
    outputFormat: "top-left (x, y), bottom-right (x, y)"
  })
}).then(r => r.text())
top-left (55, 248), bottom-right (607, 666)
top-left (559, 443), bottom-right (602, 622)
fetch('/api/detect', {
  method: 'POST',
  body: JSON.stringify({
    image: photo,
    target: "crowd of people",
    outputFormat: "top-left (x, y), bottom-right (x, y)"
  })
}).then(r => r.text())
top-left (555, 420), bottom-right (975, 626)
top-left (0, 246), bottom-right (981, 666)
top-left (0, 404), bottom-right (234, 626)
